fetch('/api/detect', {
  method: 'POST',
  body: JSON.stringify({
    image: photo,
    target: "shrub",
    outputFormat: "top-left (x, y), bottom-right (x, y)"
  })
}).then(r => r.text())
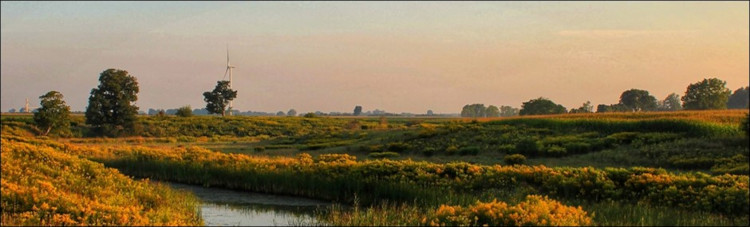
top-left (515, 137), bottom-right (541, 156)
top-left (369, 151), bottom-right (400, 159)
top-left (497, 144), bottom-right (515, 153)
top-left (458, 146), bottom-right (480, 156)
top-left (504, 154), bottom-right (527, 165)
top-left (545, 145), bottom-right (567, 156)
top-left (445, 145), bottom-right (459, 155)
top-left (303, 113), bottom-right (317, 118)
top-left (175, 106), bottom-right (193, 117)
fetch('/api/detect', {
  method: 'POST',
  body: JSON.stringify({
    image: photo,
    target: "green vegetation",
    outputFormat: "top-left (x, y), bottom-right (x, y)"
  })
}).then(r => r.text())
top-left (85, 69), bottom-right (140, 137)
top-left (1, 110), bottom-right (748, 226)
top-left (33, 91), bottom-right (71, 136)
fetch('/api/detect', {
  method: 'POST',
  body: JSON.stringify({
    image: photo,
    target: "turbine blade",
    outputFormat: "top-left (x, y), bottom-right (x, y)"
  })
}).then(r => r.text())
top-left (223, 67), bottom-right (229, 80)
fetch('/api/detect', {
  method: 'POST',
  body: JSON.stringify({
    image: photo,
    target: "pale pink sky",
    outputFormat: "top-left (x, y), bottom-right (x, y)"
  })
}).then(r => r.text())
top-left (2, 1), bottom-right (748, 114)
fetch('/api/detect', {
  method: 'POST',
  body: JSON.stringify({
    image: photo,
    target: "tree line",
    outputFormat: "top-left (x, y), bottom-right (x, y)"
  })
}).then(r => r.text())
top-left (461, 78), bottom-right (748, 117)
top-left (20, 68), bottom-right (750, 137)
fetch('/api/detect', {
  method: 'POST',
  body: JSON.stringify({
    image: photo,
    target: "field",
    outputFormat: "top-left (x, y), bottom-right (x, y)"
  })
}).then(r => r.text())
top-left (1, 109), bottom-right (748, 226)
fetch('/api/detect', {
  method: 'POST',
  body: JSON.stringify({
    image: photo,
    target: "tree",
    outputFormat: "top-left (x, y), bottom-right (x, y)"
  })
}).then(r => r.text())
top-left (519, 97), bottom-right (567, 115)
top-left (353, 106), bottom-right (363, 116)
top-left (8, 108), bottom-right (16, 113)
top-left (682, 78), bottom-right (731, 110)
top-left (175, 105), bottom-right (193, 117)
top-left (287, 109), bottom-right (297, 117)
top-left (486, 105), bottom-right (500, 117)
top-left (570, 101), bottom-right (593, 113)
top-left (461, 104), bottom-right (486, 117)
top-left (85, 69), bottom-right (140, 136)
top-left (727, 86), bottom-right (749, 109)
top-left (203, 80), bottom-right (237, 116)
top-left (33, 91), bottom-right (71, 136)
top-left (619, 89), bottom-right (657, 112)
top-left (276, 111), bottom-right (285, 116)
top-left (427, 110), bottom-right (434, 116)
top-left (659, 93), bottom-right (682, 111)
top-left (499, 106), bottom-right (519, 117)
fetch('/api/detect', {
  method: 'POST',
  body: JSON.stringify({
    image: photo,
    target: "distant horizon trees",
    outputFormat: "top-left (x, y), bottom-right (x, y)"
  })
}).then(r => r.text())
top-left (619, 89), bottom-right (657, 112)
top-left (727, 86), bottom-right (749, 109)
top-left (85, 69), bottom-right (140, 136)
top-left (519, 97), bottom-right (567, 115)
top-left (287, 109), bottom-right (297, 117)
top-left (461, 104), bottom-right (487, 117)
top-left (175, 105), bottom-right (193, 117)
top-left (682, 78), bottom-right (732, 110)
top-left (569, 101), bottom-right (593, 113)
top-left (353, 106), bottom-right (362, 116)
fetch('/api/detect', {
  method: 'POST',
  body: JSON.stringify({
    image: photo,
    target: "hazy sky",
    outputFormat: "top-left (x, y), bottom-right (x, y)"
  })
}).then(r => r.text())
top-left (2, 1), bottom-right (748, 114)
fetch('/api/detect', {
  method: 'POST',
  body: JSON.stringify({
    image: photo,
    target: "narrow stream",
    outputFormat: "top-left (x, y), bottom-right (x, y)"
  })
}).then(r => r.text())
top-left (165, 182), bottom-right (330, 226)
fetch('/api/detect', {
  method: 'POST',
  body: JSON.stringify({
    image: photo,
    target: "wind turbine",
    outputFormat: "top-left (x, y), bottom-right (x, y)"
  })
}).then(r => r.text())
top-left (223, 45), bottom-right (236, 116)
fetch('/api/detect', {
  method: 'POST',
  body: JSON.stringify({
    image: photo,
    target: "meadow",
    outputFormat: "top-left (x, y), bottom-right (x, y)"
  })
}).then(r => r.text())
top-left (0, 109), bottom-right (748, 226)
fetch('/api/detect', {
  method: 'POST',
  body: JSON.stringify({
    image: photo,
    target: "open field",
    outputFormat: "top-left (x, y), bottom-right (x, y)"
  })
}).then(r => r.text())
top-left (1, 110), bottom-right (748, 226)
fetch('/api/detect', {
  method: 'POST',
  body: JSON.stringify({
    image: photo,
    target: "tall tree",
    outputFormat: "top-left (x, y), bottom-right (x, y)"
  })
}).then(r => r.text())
top-left (33, 91), bottom-right (71, 136)
top-left (519, 97), bottom-right (567, 115)
top-left (203, 80), bottom-right (237, 117)
top-left (727, 86), bottom-right (749, 109)
top-left (659, 93), bottom-right (682, 111)
top-left (486, 105), bottom-right (500, 117)
top-left (287, 109), bottom-right (297, 117)
top-left (353, 106), bottom-right (363, 116)
top-left (461, 104), bottom-right (486, 117)
top-left (619, 89), bottom-right (657, 112)
top-left (85, 69), bottom-right (139, 136)
top-left (682, 78), bottom-right (731, 110)
top-left (570, 101), bottom-right (593, 113)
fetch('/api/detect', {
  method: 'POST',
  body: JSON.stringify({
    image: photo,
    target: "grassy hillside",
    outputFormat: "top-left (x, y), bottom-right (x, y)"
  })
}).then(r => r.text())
top-left (0, 135), bottom-right (203, 226)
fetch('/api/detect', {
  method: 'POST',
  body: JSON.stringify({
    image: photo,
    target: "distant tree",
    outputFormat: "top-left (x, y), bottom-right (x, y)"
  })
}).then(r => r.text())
top-left (499, 105), bottom-right (519, 117)
top-left (519, 97), bottom-right (567, 115)
top-left (85, 69), bottom-right (140, 136)
top-left (659, 93), bottom-right (682, 111)
top-left (203, 80), bottom-right (237, 117)
top-left (682, 78), bottom-right (731, 110)
top-left (486, 105), bottom-right (500, 117)
top-left (427, 110), bottom-right (434, 116)
top-left (619, 89), bottom-right (657, 112)
top-left (276, 111), bottom-right (285, 116)
top-left (8, 108), bottom-right (16, 113)
top-left (461, 104), bottom-right (486, 117)
top-left (353, 106), bottom-right (363, 116)
top-left (596, 103), bottom-right (628, 113)
top-left (175, 105), bottom-right (193, 117)
top-left (727, 86), bottom-right (749, 109)
top-left (287, 109), bottom-right (297, 117)
top-left (33, 91), bottom-right (71, 136)
top-left (303, 112), bottom-right (316, 118)
top-left (570, 101), bottom-right (593, 113)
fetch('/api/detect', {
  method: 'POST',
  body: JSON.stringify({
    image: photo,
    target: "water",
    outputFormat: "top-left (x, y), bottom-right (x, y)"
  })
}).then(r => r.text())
top-left (166, 182), bottom-right (330, 226)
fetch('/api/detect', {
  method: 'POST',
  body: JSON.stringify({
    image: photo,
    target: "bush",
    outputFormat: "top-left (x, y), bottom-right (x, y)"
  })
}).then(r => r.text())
top-left (504, 154), bottom-right (527, 165)
top-left (458, 146), bottom-right (480, 156)
top-left (386, 142), bottom-right (411, 153)
top-left (303, 113), bottom-right (317, 118)
top-left (422, 147), bottom-right (437, 157)
top-left (545, 145), bottom-right (567, 157)
top-left (175, 106), bottom-right (193, 117)
top-left (497, 144), bottom-right (515, 153)
top-left (369, 151), bottom-right (400, 159)
top-left (515, 137), bottom-right (541, 156)
top-left (445, 145), bottom-right (459, 155)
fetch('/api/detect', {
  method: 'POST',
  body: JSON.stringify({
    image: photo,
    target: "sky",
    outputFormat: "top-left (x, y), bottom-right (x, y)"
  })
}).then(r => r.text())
top-left (2, 1), bottom-right (748, 114)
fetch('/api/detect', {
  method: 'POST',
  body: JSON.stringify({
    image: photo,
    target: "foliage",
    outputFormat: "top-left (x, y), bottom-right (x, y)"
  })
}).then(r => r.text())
top-left (0, 136), bottom-right (202, 226)
top-left (727, 86), bottom-right (749, 109)
top-left (203, 80), bottom-right (237, 117)
top-left (461, 104), bottom-right (487, 118)
top-left (287, 109), bottom-right (297, 117)
top-left (85, 69), bottom-right (140, 136)
top-left (682, 78), bottom-right (732, 110)
top-left (425, 196), bottom-right (592, 226)
top-left (619, 89), bottom-right (657, 112)
top-left (33, 91), bottom-right (71, 136)
top-left (499, 105), bottom-right (519, 117)
top-left (175, 105), bottom-right (193, 117)
top-left (520, 97), bottom-right (567, 115)
top-left (503, 154), bottom-right (526, 165)
top-left (659, 93), bottom-right (683, 111)
top-left (569, 101), bottom-right (593, 113)
top-left (486, 105), bottom-right (500, 117)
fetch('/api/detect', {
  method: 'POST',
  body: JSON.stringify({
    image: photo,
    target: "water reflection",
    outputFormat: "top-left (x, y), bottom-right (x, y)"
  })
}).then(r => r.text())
top-left (166, 182), bottom-right (329, 226)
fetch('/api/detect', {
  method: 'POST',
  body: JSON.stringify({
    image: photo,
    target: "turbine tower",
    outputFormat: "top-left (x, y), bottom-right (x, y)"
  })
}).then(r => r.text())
top-left (224, 45), bottom-right (236, 116)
